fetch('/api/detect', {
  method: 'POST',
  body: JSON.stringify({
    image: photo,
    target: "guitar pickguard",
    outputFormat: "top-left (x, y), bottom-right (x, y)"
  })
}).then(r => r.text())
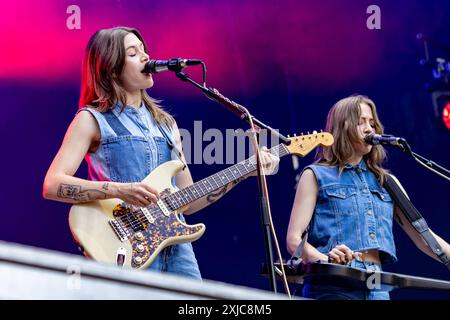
top-left (112, 202), bottom-right (133, 217)
top-left (129, 206), bottom-right (204, 269)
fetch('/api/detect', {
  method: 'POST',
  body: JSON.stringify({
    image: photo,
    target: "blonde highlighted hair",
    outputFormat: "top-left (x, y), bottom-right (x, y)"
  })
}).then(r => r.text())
top-left (315, 95), bottom-right (389, 183)
top-left (79, 26), bottom-right (174, 127)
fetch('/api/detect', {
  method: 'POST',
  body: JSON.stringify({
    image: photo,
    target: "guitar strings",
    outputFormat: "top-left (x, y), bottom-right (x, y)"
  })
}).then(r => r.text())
top-left (116, 161), bottom-right (270, 230)
top-left (113, 144), bottom-right (291, 231)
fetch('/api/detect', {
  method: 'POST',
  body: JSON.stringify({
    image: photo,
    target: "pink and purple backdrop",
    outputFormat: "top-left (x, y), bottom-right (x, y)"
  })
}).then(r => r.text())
top-left (1, 0), bottom-right (449, 299)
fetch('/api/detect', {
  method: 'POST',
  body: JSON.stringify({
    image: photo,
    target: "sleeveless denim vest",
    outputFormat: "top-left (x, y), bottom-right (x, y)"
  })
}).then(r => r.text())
top-left (78, 103), bottom-right (202, 279)
top-left (79, 103), bottom-right (177, 183)
top-left (305, 160), bottom-right (397, 264)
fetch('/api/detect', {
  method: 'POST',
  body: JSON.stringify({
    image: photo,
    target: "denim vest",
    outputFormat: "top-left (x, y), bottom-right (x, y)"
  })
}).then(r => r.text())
top-left (78, 104), bottom-right (202, 279)
top-left (79, 103), bottom-right (177, 183)
top-left (305, 160), bottom-right (397, 264)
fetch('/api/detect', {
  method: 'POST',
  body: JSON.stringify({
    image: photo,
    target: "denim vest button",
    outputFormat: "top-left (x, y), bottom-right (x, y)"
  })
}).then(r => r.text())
top-left (369, 232), bottom-right (376, 238)
top-left (339, 191), bottom-right (345, 197)
top-left (363, 188), bottom-right (369, 193)
top-left (367, 209), bottom-right (373, 215)
top-left (380, 194), bottom-right (385, 200)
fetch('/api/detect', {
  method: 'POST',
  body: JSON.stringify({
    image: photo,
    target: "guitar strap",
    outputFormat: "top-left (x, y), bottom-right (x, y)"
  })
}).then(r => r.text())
top-left (384, 175), bottom-right (450, 270)
top-left (157, 122), bottom-right (187, 168)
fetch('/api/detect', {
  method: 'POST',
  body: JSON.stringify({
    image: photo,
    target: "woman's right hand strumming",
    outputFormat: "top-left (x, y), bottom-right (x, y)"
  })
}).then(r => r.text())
top-left (112, 182), bottom-right (160, 207)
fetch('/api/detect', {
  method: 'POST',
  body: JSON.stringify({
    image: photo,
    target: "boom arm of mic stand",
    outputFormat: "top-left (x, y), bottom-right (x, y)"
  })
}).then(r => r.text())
top-left (175, 71), bottom-right (291, 146)
top-left (398, 139), bottom-right (450, 181)
top-left (175, 70), bottom-right (285, 293)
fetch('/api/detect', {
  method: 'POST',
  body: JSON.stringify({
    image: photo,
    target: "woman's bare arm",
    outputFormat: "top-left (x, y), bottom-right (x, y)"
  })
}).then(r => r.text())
top-left (391, 175), bottom-right (450, 263)
top-left (43, 110), bottom-right (159, 207)
top-left (286, 169), bottom-right (329, 262)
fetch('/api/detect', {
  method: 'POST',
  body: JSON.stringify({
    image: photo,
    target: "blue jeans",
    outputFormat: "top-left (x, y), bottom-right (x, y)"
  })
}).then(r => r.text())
top-left (300, 260), bottom-right (390, 300)
top-left (146, 242), bottom-right (202, 280)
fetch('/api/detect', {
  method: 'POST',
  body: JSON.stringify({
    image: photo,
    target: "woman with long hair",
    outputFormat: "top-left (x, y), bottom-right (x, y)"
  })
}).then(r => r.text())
top-left (286, 95), bottom-right (450, 299)
top-left (43, 26), bottom-right (279, 279)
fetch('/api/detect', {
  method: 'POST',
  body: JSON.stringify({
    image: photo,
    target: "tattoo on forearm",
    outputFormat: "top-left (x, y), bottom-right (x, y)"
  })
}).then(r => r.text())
top-left (206, 185), bottom-right (228, 204)
top-left (57, 184), bottom-right (107, 202)
top-left (232, 177), bottom-right (245, 185)
top-left (102, 183), bottom-right (109, 191)
top-left (205, 177), bottom-right (244, 205)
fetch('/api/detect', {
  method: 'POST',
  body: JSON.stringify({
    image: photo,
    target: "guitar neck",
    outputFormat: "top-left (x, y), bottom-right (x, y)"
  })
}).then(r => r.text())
top-left (163, 143), bottom-right (290, 211)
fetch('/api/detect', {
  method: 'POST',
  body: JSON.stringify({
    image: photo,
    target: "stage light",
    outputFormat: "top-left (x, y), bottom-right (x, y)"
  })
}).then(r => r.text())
top-left (431, 91), bottom-right (450, 131)
top-left (443, 102), bottom-right (450, 130)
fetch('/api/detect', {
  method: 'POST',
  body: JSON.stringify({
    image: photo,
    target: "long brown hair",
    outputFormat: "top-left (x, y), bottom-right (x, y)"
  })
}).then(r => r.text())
top-left (79, 26), bottom-right (174, 126)
top-left (315, 95), bottom-right (389, 183)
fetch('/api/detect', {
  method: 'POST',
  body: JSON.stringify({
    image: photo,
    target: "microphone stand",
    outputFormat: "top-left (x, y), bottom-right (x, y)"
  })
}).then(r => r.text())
top-left (397, 139), bottom-right (450, 181)
top-left (174, 70), bottom-right (290, 293)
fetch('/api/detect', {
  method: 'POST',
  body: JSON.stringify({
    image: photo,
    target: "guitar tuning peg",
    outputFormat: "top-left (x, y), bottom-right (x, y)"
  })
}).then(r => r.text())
top-left (301, 132), bottom-right (304, 135)
top-left (293, 133), bottom-right (297, 137)
top-left (287, 134), bottom-right (290, 138)
top-left (320, 129), bottom-right (323, 133)
top-left (307, 131), bottom-right (310, 135)
top-left (313, 130), bottom-right (317, 134)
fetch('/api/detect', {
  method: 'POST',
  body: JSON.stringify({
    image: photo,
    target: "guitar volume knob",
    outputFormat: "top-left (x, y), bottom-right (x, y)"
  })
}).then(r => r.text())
top-left (134, 232), bottom-right (144, 241)
top-left (136, 244), bottom-right (145, 253)
top-left (133, 256), bottom-right (143, 265)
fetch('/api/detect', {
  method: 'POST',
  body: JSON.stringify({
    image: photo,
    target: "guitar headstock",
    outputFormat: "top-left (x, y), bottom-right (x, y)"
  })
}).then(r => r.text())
top-left (285, 131), bottom-right (334, 157)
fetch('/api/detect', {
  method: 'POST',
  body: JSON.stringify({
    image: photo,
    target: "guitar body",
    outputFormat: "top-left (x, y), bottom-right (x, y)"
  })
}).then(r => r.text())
top-left (68, 132), bottom-right (334, 270)
top-left (69, 160), bottom-right (206, 270)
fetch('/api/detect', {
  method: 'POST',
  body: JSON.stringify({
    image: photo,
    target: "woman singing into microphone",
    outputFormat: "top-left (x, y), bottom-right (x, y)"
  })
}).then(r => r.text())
top-left (42, 26), bottom-right (279, 279)
top-left (286, 94), bottom-right (450, 300)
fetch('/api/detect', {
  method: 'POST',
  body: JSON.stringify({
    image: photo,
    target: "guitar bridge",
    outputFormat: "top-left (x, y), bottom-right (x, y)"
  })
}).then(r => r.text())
top-left (109, 218), bottom-right (130, 242)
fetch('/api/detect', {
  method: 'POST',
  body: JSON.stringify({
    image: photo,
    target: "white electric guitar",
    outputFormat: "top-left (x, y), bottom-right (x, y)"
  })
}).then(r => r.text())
top-left (69, 132), bottom-right (334, 269)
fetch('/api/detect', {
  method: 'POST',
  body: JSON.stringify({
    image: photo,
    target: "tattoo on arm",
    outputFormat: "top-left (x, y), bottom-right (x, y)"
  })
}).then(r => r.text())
top-left (206, 185), bottom-right (228, 204)
top-left (205, 177), bottom-right (245, 204)
top-left (102, 183), bottom-right (109, 191)
top-left (57, 184), bottom-right (107, 202)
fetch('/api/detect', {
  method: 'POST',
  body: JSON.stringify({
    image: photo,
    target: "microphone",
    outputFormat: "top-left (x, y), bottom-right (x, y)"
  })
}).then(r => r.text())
top-left (364, 133), bottom-right (405, 147)
top-left (141, 58), bottom-right (202, 74)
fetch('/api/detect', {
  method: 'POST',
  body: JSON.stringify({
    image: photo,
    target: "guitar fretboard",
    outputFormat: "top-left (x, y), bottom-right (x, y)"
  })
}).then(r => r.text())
top-left (162, 143), bottom-right (290, 211)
